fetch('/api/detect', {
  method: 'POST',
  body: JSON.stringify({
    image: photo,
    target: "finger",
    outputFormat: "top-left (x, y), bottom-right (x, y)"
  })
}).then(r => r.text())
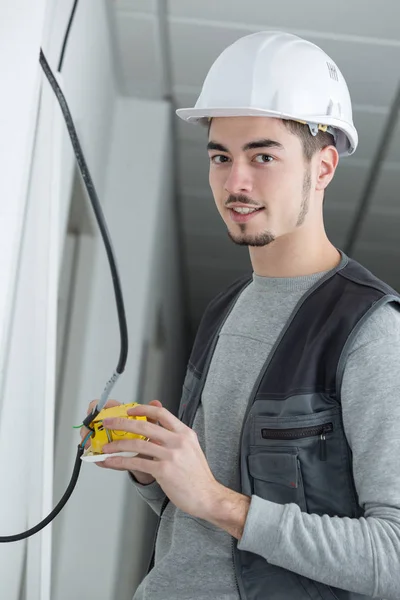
top-left (146, 400), bottom-right (163, 425)
top-left (86, 398), bottom-right (120, 415)
top-left (100, 459), bottom-right (129, 472)
top-left (103, 438), bottom-right (165, 459)
top-left (81, 399), bottom-right (121, 442)
top-left (102, 417), bottom-right (172, 445)
top-left (86, 399), bottom-right (97, 415)
top-left (126, 404), bottom-right (184, 433)
top-left (149, 400), bottom-right (162, 407)
top-left (81, 400), bottom-right (155, 447)
top-left (103, 455), bottom-right (158, 476)
top-left (80, 426), bottom-right (92, 445)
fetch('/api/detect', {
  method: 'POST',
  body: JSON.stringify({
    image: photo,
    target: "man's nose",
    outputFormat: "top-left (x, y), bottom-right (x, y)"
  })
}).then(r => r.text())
top-left (224, 162), bottom-right (253, 196)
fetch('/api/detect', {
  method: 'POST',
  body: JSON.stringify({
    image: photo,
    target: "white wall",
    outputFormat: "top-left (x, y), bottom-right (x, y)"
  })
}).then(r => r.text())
top-left (0, 79), bottom-right (59, 600)
top-left (0, 2), bottom-right (186, 597)
top-left (0, 0), bottom-right (49, 421)
top-left (52, 97), bottom-right (185, 600)
top-left (0, 1), bottom-right (117, 599)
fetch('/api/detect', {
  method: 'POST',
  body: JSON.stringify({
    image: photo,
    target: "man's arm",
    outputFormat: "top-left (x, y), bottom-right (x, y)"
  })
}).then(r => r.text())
top-left (129, 472), bottom-right (167, 516)
top-left (214, 303), bottom-right (400, 599)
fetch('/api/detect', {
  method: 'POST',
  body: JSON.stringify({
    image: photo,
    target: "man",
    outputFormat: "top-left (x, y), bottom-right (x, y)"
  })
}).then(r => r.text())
top-left (85, 31), bottom-right (400, 599)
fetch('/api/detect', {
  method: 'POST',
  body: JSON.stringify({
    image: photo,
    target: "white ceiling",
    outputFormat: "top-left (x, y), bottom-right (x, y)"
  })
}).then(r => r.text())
top-left (112, 0), bottom-right (400, 328)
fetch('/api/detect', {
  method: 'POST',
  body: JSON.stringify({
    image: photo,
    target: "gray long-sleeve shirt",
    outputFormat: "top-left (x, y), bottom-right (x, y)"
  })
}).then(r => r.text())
top-left (132, 269), bottom-right (400, 599)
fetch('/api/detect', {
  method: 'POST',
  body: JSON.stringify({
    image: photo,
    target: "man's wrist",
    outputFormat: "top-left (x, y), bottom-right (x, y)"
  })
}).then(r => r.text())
top-left (203, 482), bottom-right (251, 540)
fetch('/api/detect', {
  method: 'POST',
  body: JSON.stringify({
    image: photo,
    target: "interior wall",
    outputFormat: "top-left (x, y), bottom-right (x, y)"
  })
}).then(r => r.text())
top-left (0, 1), bottom-right (117, 599)
top-left (1, 3), bottom-right (186, 599)
top-left (0, 0), bottom-right (49, 427)
top-left (52, 97), bottom-right (186, 600)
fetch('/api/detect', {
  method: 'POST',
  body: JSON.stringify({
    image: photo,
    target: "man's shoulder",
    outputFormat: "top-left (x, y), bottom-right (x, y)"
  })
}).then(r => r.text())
top-left (349, 301), bottom-right (400, 354)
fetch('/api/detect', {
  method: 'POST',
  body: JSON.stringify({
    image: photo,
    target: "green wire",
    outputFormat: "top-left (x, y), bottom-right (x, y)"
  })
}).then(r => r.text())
top-left (72, 424), bottom-right (84, 429)
top-left (81, 430), bottom-right (94, 448)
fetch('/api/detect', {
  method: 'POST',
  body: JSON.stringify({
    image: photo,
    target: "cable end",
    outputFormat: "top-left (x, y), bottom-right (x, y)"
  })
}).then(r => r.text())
top-left (82, 408), bottom-right (99, 429)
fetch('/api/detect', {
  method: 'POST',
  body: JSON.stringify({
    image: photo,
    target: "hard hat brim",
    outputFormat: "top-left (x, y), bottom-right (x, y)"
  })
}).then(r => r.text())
top-left (176, 106), bottom-right (358, 156)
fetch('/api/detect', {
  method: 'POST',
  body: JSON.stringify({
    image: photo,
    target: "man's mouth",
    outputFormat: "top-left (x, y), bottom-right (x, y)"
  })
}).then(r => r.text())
top-left (228, 206), bottom-right (265, 223)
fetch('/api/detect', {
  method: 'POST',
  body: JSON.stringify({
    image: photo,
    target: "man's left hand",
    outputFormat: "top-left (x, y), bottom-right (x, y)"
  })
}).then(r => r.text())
top-left (101, 404), bottom-right (221, 521)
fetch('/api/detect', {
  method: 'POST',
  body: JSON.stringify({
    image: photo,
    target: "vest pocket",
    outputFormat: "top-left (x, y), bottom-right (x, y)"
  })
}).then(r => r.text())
top-left (246, 406), bottom-right (361, 518)
top-left (260, 422), bottom-right (333, 461)
top-left (248, 447), bottom-right (307, 512)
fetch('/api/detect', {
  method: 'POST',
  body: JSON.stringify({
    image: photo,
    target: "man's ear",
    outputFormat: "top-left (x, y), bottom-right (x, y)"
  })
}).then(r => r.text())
top-left (315, 146), bottom-right (339, 191)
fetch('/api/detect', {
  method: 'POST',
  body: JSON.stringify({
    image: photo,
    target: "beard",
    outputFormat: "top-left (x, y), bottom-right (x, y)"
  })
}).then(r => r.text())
top-left (227, 227), bottom-right (275, 247)
top-left (226, 167), bottom-right (312, 247)
top-left (296, 167), bottom-right (311, 227)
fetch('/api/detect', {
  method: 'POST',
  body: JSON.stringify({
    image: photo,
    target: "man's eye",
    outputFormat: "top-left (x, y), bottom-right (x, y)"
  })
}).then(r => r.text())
top-left (254, 154), bottom-right (274, 164)
top-left (210, 155), bottom-right (229, 164)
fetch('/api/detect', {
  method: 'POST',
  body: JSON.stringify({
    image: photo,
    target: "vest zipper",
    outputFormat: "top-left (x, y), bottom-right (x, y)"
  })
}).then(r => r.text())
top-left (260, 422), bottom-right (333, 461)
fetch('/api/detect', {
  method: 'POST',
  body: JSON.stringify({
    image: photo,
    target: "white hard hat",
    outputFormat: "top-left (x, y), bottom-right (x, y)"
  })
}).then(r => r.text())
top-left (176, 31), bottom-right (358, 157)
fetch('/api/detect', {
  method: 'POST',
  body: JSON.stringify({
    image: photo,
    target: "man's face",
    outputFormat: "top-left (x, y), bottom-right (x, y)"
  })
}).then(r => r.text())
top-left (207, 116), bottom-right (314, 247)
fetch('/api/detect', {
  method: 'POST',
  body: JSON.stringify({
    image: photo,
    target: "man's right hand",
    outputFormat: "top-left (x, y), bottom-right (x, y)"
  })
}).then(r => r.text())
top-left (81, 398), bottom-right (164, 485)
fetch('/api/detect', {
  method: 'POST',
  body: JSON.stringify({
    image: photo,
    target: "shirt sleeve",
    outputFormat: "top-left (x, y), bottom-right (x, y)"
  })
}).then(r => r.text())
top-left (238, 303), bottom-right (400, 599)
top-left (129, 472), bottom-right (167, 516)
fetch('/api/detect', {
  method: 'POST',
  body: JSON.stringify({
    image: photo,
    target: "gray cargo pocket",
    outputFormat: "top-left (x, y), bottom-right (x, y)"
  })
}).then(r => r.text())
top-left (248, 448), bottom-right (307, 512)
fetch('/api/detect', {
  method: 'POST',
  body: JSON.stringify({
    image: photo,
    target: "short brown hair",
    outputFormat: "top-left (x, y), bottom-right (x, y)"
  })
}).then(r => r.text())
top-left (207, 118), bottom-right (335, 161)
top-left (281, 119), bottom-right (335, 161)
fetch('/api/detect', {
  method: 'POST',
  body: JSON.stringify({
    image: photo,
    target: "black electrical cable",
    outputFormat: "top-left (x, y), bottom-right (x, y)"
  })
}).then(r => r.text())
top-left (57, 0), bottom-right (80, 72)
top-left (0, 447), bottom-right (84, 543)
top-left (40, 49), bottom-right (129, 380)
top-left (0, 25), bottom-right (129, 540)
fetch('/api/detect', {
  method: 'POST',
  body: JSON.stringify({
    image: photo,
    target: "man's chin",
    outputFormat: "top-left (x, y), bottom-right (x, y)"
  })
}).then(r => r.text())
top-left (227, 230), bottom-right (276, 247)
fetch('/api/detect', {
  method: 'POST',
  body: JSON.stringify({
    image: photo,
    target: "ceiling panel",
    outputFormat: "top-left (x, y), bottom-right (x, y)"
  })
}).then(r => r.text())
top-left (324, 162), bottom-right (369, 209)
top-left (169, 22), bottom-right (400, 108)
top-left (351, 109), bottom-right (388, 162)
top-left (351, 244), bottom-right (400, 291)
top-left (369, 166), bottom-right (400, 212)
top-left (386, 114), bottom-right (400, 163)
top-left (323, 205), bottom-right (355, 250)
top-left (115, 13), bottom-right (161, 97)
top-left (115, 0), bottom-right (156, 13)
top-left (353, 212), bottom-right (400, 249)
top-left (313, 37), bottom-right (400, 109)
top-left (169, 0), bottom-right (400, 41)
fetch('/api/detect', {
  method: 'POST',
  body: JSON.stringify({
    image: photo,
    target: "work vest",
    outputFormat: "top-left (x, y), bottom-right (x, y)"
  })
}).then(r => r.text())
top-left (150, 252), bottom-right (400, 599)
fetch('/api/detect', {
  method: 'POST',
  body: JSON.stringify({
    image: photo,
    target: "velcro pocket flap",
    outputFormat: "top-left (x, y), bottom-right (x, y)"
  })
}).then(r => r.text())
top-left (248, 451), bottom-right (299, 488)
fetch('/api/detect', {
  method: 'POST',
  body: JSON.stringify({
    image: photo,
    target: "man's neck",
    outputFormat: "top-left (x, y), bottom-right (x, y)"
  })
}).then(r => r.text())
top-left (249, 238), bottom-right (341, 278)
